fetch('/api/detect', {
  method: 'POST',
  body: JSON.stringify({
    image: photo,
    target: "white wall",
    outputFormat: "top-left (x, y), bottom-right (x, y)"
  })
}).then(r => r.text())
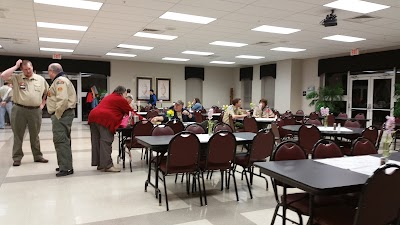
top-left (251, 65), bottom-right (262, 103)
top-left (275, 59), bottom-right (293, 112)
top-left (300, 58), bottom-right (320, 114)
top-left (290, 59), bottom-right (303, 112)
top-left (110, 60), bottom-right (235, 109)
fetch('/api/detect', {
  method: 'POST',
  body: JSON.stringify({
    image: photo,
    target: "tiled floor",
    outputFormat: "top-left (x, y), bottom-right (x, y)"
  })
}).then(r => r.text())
top-left (0, 123), bottom-right (394, 225)
top-left (0, 123), bottom-right (292, 225)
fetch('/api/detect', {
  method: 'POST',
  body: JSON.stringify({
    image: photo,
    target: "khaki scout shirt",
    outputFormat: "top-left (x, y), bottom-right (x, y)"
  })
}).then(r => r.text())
top-left (223, 105), bottom-right (243, 124)
top-left (47, 76), bottom-right (77, 119)
top-left (253, 106), bottom-right (275, 118)
top-left (11, 73), bottom-right (49, 107)
top-left (0, 85), bottom-right (12, 101)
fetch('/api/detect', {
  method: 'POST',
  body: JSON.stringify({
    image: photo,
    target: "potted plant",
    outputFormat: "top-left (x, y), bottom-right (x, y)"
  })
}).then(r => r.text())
top-left (306, 86), bottom-right (344, 115)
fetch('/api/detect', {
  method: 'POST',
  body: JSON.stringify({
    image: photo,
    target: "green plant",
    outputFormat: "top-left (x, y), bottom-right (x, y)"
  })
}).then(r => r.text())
top-left (393, 84), bottom-right (400, 117)
top-left (306, 86), bottom-right (344, 115)
top-left (97, 88), bottom-right (108, 102)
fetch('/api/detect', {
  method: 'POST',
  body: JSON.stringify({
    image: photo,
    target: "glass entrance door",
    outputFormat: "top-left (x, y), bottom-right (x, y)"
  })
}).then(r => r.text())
top-left (348, 74), bottom-right (394, 127)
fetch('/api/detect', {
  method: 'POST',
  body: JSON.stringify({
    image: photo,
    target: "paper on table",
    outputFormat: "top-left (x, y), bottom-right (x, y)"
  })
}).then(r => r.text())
top-left (235, 137), bottom-right (245, 141)
top-left (255, 118), bottom-right (276, 122)
top-left (351, 160), bottom-right (400, 176)
top-left (317, 127), bottom-right (352, 132)
top-left (314, 155), bottom-right (380, 170)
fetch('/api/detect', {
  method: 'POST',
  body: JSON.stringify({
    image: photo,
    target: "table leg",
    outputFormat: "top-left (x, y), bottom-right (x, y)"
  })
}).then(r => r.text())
top-left (307, 194), bottom-right (314, 225)
top-left (282, 185), bottom-right (287, 225)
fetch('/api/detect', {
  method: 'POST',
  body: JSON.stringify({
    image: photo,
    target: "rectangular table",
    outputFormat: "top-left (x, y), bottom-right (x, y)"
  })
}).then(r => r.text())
top-left (254, 153), bottom-right (400, 224)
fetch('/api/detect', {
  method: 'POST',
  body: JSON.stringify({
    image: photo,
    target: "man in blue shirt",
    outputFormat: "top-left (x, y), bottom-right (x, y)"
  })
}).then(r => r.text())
top-left (148, 89), bottom-right (157, 107)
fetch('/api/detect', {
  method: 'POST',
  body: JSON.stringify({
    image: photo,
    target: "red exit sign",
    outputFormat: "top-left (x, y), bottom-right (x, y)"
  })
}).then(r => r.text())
top-left (52, 54), bottom-right (62, 59)
top-left (350, 48), bottom-right (359, 56)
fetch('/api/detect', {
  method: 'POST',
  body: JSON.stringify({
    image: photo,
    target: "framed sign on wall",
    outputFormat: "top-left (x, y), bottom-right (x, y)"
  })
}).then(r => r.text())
top-left (137, 77), bottom-right (152, 100)
top-left (156, 78), bottom-right (171, 101)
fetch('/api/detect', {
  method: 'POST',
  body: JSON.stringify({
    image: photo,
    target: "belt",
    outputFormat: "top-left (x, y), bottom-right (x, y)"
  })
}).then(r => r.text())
top-left (50, 108), bottom-right (75, 115)
top-left (15, 103), bottom-right (40, 109)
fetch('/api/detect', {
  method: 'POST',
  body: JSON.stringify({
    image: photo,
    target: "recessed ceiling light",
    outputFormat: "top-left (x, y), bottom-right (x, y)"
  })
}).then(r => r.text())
top-left (134, 32), bottom-right (177, 40)
top-left (39, 37), bottom-right (79, 44)
top-left (209, 41), bottom-right (248, 47)
top-left (270, 47), bottom-right (306, 52)
top-left (210, 61), bottom-right (235, 65)
top-left (0, 45), bottom-right (2, 48)
top-left (182, 50), bottom-right (214, 56)
top-left (37, 22), bottom-right (88, 31)
top-left (324, 0), bottom-right (390, 14)
top-left (323, 35), bottom-right (366, 42)
top-left (251, 25), bottom-right (300, 34)
top-left (34, 0), bottom-right (103, 10)
top-left (40, 47), bottom-right (74, 53)
top-left (236, 55), bottom-right (265, 59)
top-left (159, 12), bottom-right (216, 24)
top-left (162, 57), bottom-right (190, 62)
top-left (117, 44), bottom-right (154, 50)
top-left (106, 52), bottom-right (137, 57)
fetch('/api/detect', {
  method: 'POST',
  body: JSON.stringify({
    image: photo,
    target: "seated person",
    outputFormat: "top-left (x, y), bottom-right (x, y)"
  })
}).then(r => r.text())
top-left (126, 95), bottom-right (137, 111)
top-left (223, 98), bottom-right (249, 129)
top-left (191, 98), bottom-right (203, 111)
top-left (151, 100), bottom-right (195, 123)
top-left (253, 98), bottom-right (275, 118)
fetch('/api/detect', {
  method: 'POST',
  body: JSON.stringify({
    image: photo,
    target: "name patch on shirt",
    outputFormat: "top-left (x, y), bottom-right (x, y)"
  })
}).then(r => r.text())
top-left (56, 80), bottom-right (64, 84)
top-left (57, 87), bottom-right (63, 92)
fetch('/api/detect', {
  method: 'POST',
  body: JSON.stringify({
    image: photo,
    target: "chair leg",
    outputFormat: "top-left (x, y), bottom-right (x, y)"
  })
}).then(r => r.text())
top-left (243, 170), bottom-right (253, 199)
top-left (220, 170), bottom-right (224, 191)
top-left (227, 169), bottom-right (231, 189)
top-left (141, 148), bottom-right (144, 160)
top-left (250, 166), bottom-right (254, 185)
top-left (197, 173), bottom-right (203, 206)
top-left (270, 204), bottom-right (280, 225)
top-left (181, 173), bottom-right (185, 183)
top-left (231, 169), bottom-right (239, 201)
top-left (201, 171), bottom-right (207, 205)
top-left (297, 211), bottom-right (303, 225)
top-left (162, 174), bottom-right (169, 211)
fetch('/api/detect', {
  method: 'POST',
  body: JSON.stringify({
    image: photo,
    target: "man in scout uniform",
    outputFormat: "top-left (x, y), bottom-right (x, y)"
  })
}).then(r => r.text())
top-left (1, 59), bottom-right (49, 166)
top-left (47, 63), bottom-right (77, 177)
top-left (223, 98), bottom-right (250, 129)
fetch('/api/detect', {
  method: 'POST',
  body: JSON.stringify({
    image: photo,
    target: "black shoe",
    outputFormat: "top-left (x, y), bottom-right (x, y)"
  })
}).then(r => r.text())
top-left (55, 168), bottom-right (60, 171)
top-left (56, 169), bottom-right (74, 177)
top-left (13, 161), bottom-right (21, 166)
top-left (34, 158), bottom-right (49, 163)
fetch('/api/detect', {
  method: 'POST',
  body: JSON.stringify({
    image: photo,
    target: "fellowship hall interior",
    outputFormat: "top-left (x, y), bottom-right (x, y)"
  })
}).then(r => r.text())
top-left (0, 0), bottom-right (400, 225)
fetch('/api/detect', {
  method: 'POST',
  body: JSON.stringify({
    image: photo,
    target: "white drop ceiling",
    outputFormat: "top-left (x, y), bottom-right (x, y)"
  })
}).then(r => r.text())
top-left (0, 0), bottom-right (399, 67)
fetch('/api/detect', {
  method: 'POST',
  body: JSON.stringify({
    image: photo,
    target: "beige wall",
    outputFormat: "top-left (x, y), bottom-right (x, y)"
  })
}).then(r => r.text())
top-left (290, 59), bottom-right (303, 112)
top-left (110, 60), bottom-right (235, 109)
top-left (300, 58), bottom-right (320, 114)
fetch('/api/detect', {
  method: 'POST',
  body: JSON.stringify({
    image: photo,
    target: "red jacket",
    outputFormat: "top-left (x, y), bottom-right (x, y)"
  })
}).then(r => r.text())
top-left (88, 93), bottom-right (143, 133)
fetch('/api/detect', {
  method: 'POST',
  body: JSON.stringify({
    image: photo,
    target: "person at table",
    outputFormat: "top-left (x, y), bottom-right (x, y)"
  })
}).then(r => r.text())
top-left (88, 85), bottom-right (144, 172)
top-left (148, 89), bottom-right (157, 108)
top-left (253, 98), bottom-right (275, 118)
top-left (191, 98), bottom-right (203, 112)
top-left (223, 98), bottom-right (249, 129)
top-left (126, 95), bottom-right (137, 111)
top-left (151, 100), bottom-right (195, 123)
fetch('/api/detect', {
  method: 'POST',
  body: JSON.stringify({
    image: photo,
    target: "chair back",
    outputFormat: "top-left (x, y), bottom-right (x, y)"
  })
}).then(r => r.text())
top-left (185, 123), bottom-right (206, 134)
top-left (271, 141), bottom-right (307, 161)
top-left (152, 125), bottom-right (174, 136)
top-left (133, 120), bottom-right (153, 136)
top-left (326, 114), bottom-right (335, 126)
top-left (305, 119), bottom-right (322, 126)
top-left (270, 123), bottom-right (281, 144)
top-left (194, 111), bottom-right (205, 123)
top-left (338, 112), bottom-right (348, 118)
top-left (355, 113), bottom-right (365, 120)
top-left (312, 139), bottom-right (343, 159)
top-left (282, 117), bottom-right (296, 125)
top-left (166, 120), bottom-right (185, 134)
top-left (166, 131), bottom-right (200, 174)
top-left (352, 137), bottom-right (378, 156)
top-left (200, 108), bottom-right (206, 113)
top-left (205, 131), bottom-right (236, 169)
top-left (250, 129), bottom-right (274, 162)
top-left (309, 112), bottom-right (319, 120)
top-left (298, 125), bottom-right (321, 154)
top-left (218, 111), bottom-right (224, 123)
top-left (376, 123), bottom-right (385, 149)
top-left (213, 122), bottom-right (233, 133)
top-left (243, 117), bottom-right (258, 133)
top-left (353, 164), bottom-right (400, 225)
top-left (146, 110), bottom-right (159, 119)
top-left (361, 126), bottom-right (378, 146)
top-left (344, 120), bottom-right (361, 128)
top-left (295, 110), bottom-right (304, 115)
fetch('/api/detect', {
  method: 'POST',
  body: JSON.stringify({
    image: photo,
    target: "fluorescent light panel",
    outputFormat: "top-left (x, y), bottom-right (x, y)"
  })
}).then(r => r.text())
top-left (106, 52), bottom-right (137, 57)
top-left (209, 41), bottom-right (247, 47)
top-left (210, 61), bottom-right (235, 64)
top-left (134, 32), bottom-right (177, 40)
top-left (160, 12), bottom-right (216, 24)
top-left (37, 22), bottom-right (88, 31)
top-left (323, 35), bottom-right (366, 42)
top-left (236, 55), bottom-right (265, 59)
top-left (182, 50), bottom-right (214, 56)
top-left (40, 47), bottom-right (74, 53)
top-left (34, 0), bottom-right (103, 10)
top-left (162, 57), bottom-right (190, 62)
top-left (39, 37), bottom-right (79, 44)
top-left (252, 25), bottom-right (300, 34)
top-left (324, 0), bottom-right (390, 14)
top-left (270, 47), bottom-right (306, 52)
top-left (117, 44), bottom-right (153, 50)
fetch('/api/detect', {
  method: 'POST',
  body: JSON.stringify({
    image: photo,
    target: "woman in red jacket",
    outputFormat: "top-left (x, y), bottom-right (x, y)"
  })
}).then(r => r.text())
top-left (88, 86), bottom-right (143, 172)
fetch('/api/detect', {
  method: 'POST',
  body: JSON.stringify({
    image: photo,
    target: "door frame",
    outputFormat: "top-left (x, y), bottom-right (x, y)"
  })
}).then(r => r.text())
top-left (347, 73), bottom-right (395, 127)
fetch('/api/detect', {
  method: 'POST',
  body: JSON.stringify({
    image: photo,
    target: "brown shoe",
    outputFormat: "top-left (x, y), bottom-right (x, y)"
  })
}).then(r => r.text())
top-left (13, 161), bottom-right (21, 166)
top-left (104, 166), bottom-right (121, 172)
top-left (34, 158), bottom-right (49, 163)
top-left (97, 166), bottom-right (104, 171)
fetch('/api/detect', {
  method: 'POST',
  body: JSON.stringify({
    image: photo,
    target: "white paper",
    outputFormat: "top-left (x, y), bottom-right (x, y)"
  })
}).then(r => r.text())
top-left (315, 155), bottom-right (380, 170)
top-left (196, 134), bottom-right (211, 143)
top-left (137, 112), bottom-right (147, 115)
top-left (317, 126), bottom-right (352, 132)
top-left (255, 118), bottom-right (276, 122)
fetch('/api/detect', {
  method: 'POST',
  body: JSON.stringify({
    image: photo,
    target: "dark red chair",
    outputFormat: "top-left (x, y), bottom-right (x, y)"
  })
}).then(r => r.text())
top-left (270, 123), bottom-right (281, 144)
top-left (298, 125), bottom-right (321, 155)
top-left (313, 164), bottom-right (400, 225)
top-left (376, 123), bottom-right (385, 149)
top-left (194, 111), bottom-right (205, 123)
top-left (185, 123), bottom-right (206, 134)
top-left (326, 114), bottom-right (335, 126)
top-left (243, 117), bottom-right (258, 133)
top-left (158, 131), bottom-right (202, 211)
top-left (124, 120), bottom-right (153, 169)
top-left (295, 110), bottom-right (304, 124)
top-left (305, 118), bottom-right (322, 126)
top-left (361, 126), bottom-right (378, 147)
top-left (234, 129), bottom-right (274, 190)
top-left (213, 122), bottom-right (233, 133)
top-left (200, 131), bottom-right (239, 204)
top-left (309, 112), bottom-right (319, 120)
top-left (270, 141), bottom-right (309, 225)
top-left (146, 110), bottom-right (159, 119)
top-left (152, 125), bottom-right (174, 136)
top-left (166, 119), bottom-right (185, 134)
top-left (351, 137), bottom-right (378, 156)
top-left (312, 139), bottom-right (343, 159)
